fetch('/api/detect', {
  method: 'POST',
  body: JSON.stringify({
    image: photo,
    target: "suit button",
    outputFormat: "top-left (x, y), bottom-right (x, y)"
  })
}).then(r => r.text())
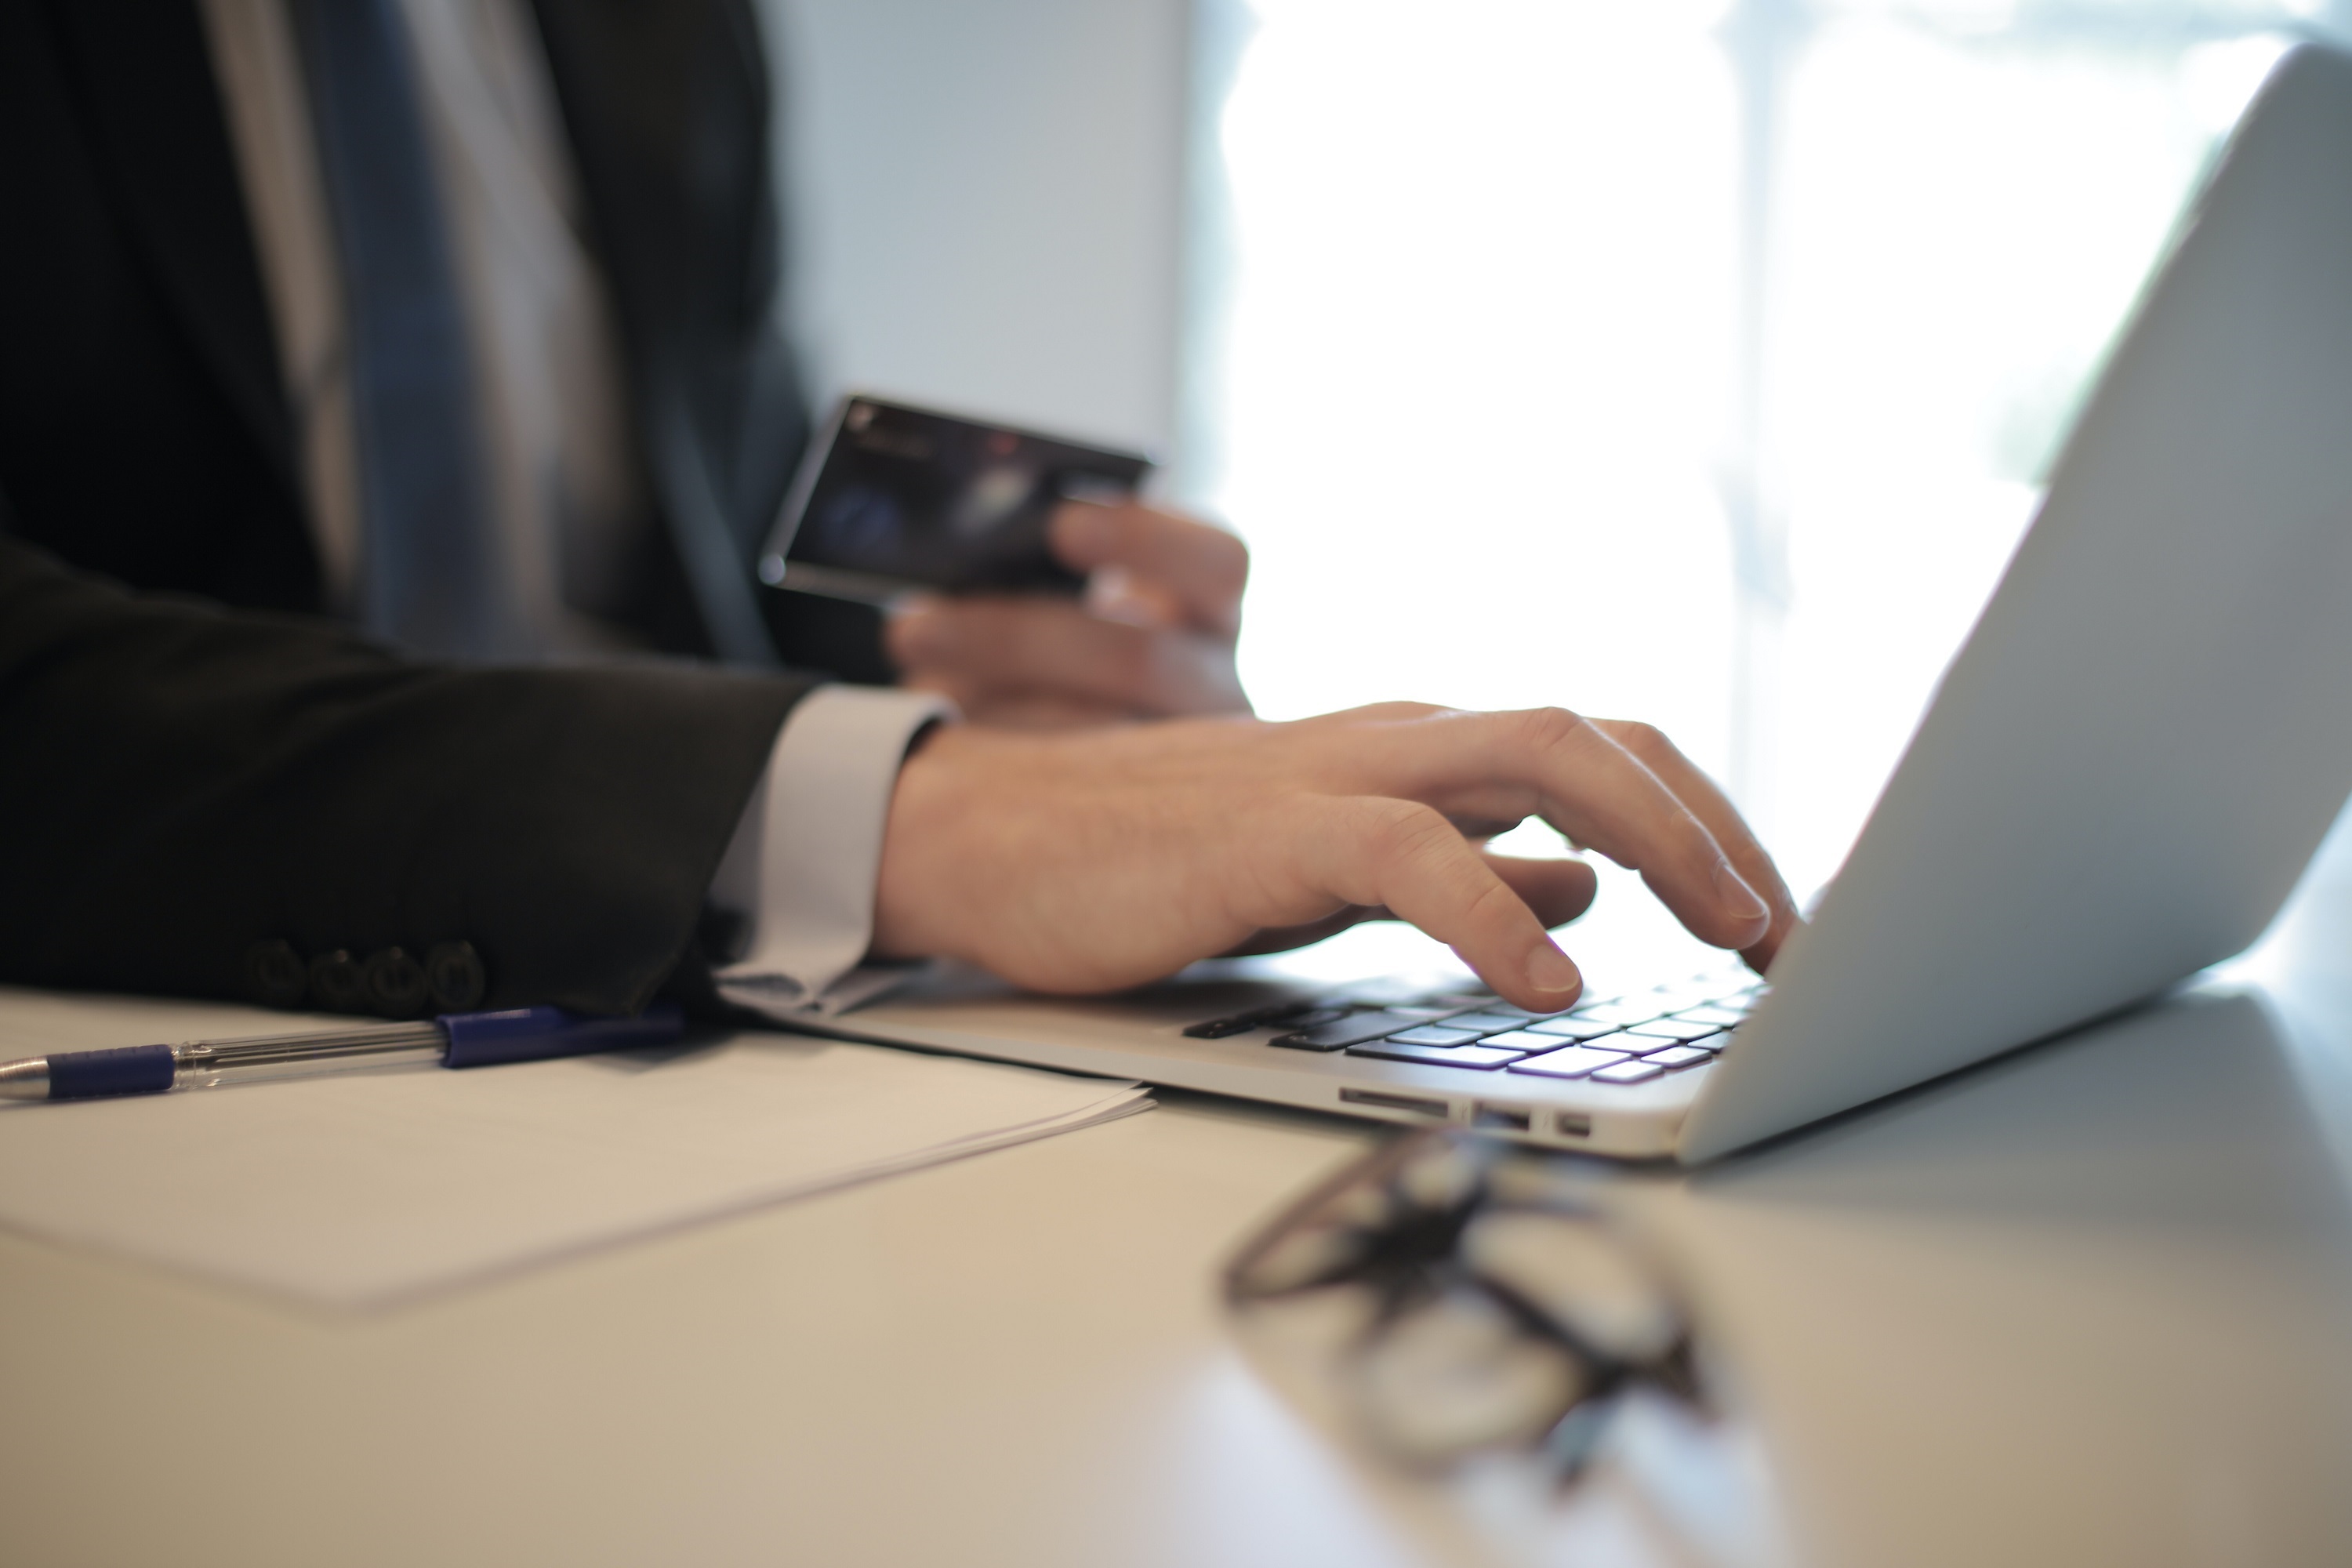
top-left (425, 941), bottom-right (487, 1012)
top-left (365, 947), bottom-right (430, 1018)
top-left (244, 939), bottom-right (308, 1008)
top-left (308, 949), bottom-right (368, 1013)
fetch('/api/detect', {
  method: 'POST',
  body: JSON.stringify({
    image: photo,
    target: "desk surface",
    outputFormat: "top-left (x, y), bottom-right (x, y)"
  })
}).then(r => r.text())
top-left (9, 830), bottom-right (2352, 1567)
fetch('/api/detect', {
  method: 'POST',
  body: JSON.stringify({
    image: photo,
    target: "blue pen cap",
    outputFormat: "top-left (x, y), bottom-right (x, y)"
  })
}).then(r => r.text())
top-left (438, 1003), bottom-right (686, 1069)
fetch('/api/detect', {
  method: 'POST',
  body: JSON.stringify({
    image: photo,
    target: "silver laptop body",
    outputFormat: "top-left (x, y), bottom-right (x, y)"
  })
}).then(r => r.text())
top-left (810, 46), bottom-right (2352, 1163)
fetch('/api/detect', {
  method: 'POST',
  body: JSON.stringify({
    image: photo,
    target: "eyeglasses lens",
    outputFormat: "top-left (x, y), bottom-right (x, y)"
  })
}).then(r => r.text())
top-left (1225, 1130), bottom-right (1706, 1474)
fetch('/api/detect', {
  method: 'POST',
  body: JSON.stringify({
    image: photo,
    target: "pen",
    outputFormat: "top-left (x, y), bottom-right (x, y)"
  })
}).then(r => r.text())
top-left (0, 1004), bottom-right (686, 1103)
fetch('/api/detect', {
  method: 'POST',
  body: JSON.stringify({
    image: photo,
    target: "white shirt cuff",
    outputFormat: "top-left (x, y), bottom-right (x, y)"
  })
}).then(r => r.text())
top-left (708, 685), bottom-right (956, 1018)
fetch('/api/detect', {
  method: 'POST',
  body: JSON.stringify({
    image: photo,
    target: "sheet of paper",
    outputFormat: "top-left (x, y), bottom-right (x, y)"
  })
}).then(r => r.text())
top-left (0, 987), bottom-right (1149, 1308)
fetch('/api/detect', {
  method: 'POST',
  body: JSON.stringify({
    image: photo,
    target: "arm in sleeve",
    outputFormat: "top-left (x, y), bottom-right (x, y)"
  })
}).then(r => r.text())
top-left (0, 536), bottom-right (815, 1014)
top-left (706, 685), bottom-right (955, 1018)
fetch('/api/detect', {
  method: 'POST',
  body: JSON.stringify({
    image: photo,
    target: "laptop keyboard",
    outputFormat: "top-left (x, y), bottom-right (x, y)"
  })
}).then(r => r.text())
top-left (1181, 969), bottom-right (1765, 1085)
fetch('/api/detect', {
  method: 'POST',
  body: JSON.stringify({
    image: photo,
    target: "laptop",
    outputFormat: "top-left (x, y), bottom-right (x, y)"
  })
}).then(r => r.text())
top-left (806, 45), bottom-right (2352, 1163)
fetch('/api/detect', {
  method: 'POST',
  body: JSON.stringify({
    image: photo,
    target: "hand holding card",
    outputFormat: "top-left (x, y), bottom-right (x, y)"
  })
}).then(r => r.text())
top-left (890, 497), bottom-right (1251, 726)
top-left (759, 396), bottom-right (1250, 724)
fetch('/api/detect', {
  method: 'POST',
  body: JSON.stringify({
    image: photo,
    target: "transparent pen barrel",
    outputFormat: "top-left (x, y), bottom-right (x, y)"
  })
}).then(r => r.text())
top-left (172, 1024), bottom-right (446, 1088)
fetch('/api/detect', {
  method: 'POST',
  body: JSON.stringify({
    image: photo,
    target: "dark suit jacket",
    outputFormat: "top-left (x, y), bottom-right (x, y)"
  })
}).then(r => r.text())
top-left (0, 1), bottom-right (829, 1013)
top-left (0, 532), bottom-right (815, 1014)
top-left (0, 0), bottom-right (808, 660)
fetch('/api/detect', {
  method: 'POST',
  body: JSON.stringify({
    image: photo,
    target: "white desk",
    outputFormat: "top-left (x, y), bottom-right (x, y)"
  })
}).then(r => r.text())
top-left (9, 828), bottom-right (2352, 1566)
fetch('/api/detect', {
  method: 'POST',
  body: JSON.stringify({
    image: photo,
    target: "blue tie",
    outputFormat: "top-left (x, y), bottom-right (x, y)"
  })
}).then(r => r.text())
top-left (291, 0), bottom-right (513, 659)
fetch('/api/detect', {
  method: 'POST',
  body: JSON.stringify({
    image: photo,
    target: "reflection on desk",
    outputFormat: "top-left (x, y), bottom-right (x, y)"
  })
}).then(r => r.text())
top-left (1667, 985), bottom-right (2352, 1566)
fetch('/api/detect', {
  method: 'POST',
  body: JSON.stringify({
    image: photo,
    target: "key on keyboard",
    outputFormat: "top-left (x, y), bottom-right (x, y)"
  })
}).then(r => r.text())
top-left (1506, 1044), bottom-right (1634, 1080)
top-left (1521, 1015), bottom-right (1624, 1041)
top-left (1183, 1002), bottom-right (1341, 1039)
top-left (1621, 1018), bottom-right (1724, 1044)
top-left (1271, 1011), bottom-right (1425, 1051)
top-left (1570, 999), bottom-right (1666, 1027)
top-left (1385, 1025), bottom-right (1484, 1047)
top-left (1347, 1040), bottom-right (1525, 1070)
top-left (1439, 1012), bottom-right (1537, 1036)
top-left (1481, 1029), bottom-right (1604, 1053)
top-left (1475, 1004), bottom-right (1573, 1022)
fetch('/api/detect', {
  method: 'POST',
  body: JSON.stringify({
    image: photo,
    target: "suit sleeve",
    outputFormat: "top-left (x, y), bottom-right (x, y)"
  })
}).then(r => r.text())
top-left (0, 535), bottom-right (815, 1014)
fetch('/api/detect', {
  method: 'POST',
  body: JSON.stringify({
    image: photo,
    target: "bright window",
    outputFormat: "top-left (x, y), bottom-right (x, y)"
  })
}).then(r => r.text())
top-left (1199, 0), bottom-right (2329, 902)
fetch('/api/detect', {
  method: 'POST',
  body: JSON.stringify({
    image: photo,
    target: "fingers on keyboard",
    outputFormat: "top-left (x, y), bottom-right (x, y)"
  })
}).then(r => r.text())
top-left (1218, 970), bottom-right (1751, 1083)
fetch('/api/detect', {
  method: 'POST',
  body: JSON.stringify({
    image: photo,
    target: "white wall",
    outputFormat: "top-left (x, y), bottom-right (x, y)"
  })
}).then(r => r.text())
top-left (764, 0), bottom-right (1194, 463)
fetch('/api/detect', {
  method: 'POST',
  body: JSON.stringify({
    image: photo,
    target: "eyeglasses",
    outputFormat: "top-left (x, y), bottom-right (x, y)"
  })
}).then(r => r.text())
top-left (1223, 1128), bottom-right (1713, 1482)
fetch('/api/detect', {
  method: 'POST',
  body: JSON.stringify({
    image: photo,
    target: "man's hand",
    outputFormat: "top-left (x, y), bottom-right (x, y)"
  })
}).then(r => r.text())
top-left (873, 703), bottom-right (1802, 1012)
top-left (882, 499), bottom-right (1251, 727)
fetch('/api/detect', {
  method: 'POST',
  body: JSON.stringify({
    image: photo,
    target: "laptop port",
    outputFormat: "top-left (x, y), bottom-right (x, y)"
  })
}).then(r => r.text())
top-left (1473, 1105), bottom-right (1531, 1133)
top-left (1557, 1112), bottom-right (1593, 1138)
top-left (1339, 1088), bottom-right (1450, 1118)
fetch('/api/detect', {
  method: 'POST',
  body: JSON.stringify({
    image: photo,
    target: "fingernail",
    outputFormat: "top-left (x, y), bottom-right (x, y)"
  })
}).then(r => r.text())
top-left (1524, 941), bottom-right (1581, 999)
top-left (1712, 858), bottom-right (1770, 925)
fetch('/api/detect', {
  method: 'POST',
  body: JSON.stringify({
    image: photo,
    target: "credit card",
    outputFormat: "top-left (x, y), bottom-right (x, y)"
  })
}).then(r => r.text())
top-left (757, 395), bottom-right (1155, 605)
